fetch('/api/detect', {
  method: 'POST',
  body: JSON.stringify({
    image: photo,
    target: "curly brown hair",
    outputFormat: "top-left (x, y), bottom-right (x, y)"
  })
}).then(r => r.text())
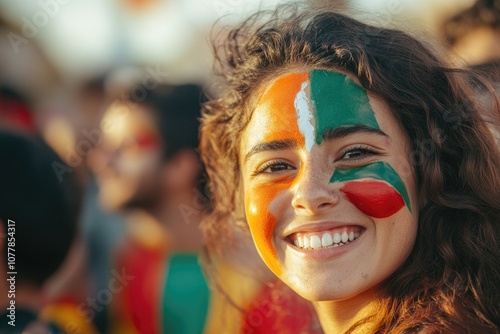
top-left (200, 5), bottom-right (500, 333)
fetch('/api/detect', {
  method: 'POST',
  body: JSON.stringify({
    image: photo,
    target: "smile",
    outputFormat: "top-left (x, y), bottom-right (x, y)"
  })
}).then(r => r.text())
top-left (289, 226), bottom-right (364, 250)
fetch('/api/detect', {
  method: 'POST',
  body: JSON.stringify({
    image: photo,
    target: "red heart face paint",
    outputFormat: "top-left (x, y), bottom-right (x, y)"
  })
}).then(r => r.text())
top-left (330, 161), bottom-right (411, 218)
top-left (340, 180), bottom-right (405, 218)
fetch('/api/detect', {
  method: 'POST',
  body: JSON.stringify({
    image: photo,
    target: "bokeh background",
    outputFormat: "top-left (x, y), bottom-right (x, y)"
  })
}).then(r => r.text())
top-left (1, 0), bottom-right (495, 144)
top-left (1, 0), bottom-right (498, 333)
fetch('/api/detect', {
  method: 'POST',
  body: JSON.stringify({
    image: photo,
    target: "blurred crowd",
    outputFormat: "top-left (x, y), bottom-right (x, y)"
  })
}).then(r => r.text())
top-left (0, 0), bottom-right (498, 333)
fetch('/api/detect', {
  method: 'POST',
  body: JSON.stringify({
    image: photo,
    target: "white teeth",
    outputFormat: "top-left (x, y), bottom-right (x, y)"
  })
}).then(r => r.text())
top-left (341, 231), bottom-right (349, 243)
top-left (310, 235), bottom-right (321, 249)
top-left (293, 229), bottom-right (361, 250)
top-left (303, 236), bottom-right (310, 249)
top-left (297, 236), bottom-right (304, 248)
top-left (321, 233), bottom-right (333, 247)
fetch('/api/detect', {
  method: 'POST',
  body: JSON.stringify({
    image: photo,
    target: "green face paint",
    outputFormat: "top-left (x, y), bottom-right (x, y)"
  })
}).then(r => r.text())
top-left (330, 161), bottom-right (412, 214)
top-left (309, 70), bottom-right (380, 144)
top-left (307, 70), bottom-right (411, 216)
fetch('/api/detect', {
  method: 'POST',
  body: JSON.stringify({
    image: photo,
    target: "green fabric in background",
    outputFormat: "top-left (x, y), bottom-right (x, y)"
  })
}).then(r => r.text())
top-left (162, 252), bottom-right (210, 334)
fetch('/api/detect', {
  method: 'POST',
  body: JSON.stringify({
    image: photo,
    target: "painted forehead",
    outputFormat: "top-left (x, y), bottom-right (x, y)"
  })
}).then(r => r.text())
top-left (254, 70), bottom-right (379, 144)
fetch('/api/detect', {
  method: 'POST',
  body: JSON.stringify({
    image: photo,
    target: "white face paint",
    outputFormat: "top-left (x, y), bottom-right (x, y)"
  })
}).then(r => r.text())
top-left (294, 81), bottom-right (315, 152)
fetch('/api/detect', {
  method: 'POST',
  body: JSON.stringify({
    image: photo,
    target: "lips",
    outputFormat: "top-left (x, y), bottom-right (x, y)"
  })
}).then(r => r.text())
top-left (287, 225), bottom-right (364, 250)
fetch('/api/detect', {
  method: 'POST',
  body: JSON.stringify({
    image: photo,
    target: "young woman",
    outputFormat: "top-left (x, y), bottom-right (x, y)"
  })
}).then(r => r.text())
top-left (200, 6), bottom-right (500, 334)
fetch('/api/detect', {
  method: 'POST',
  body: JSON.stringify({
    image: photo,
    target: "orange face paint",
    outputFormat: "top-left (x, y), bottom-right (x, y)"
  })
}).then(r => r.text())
top-left (244, 73), bottom-right (308, 276)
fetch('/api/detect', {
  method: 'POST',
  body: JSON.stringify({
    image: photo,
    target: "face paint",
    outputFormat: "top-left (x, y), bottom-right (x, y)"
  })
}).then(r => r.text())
top-left (339, 180), bottom-right (404, 218)
top-left (135, 132), bottom-right (160, 149)
top-left (246, 180), bottom-right (294, 275)
top-left (330, 161), bottom-right (412, 217)
top-left (294, 81), bottom-right (315, 152)
top-left (245, 73), bottom-right (309, 275)
top-left (245, 71), bottom-right (412, 277)
top-left (309, 70), bottom-right (380, 144)
top-left (308, 70), bottom-right (410, 217)
top-left (242, 70), bottom-right (418, 303)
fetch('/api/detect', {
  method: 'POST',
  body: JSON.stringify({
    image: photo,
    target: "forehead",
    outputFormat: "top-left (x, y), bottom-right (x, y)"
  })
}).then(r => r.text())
top-left (245, 70), bottom-right (380, 148)
top-left (249, 72), bottom-right (308, 145)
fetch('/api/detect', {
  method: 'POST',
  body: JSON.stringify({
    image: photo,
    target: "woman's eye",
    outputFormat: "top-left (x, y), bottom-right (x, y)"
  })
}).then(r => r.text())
top-left (254, 161), bottom-right (294, 175)
top-left (340, 146), bottom-right (376, 160)
top-left (267, 163), bottom-right (292, 172)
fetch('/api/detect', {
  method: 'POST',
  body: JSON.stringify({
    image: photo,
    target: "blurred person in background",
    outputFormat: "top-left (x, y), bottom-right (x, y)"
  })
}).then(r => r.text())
top-left (0, 25), bottom-right (100, 331)
top-left (89, 83), bottom-right (210, 334)
top-left (31, 74), bottom-right (113, 334)
top-left (0, 130), bottom-right (97, 333)
top-left (60, 74), bottom-right (127, 334)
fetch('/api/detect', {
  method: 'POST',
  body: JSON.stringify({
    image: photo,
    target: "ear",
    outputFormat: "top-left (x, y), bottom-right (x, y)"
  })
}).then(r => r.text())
top-left (162, 150), bottom-right (201, 190)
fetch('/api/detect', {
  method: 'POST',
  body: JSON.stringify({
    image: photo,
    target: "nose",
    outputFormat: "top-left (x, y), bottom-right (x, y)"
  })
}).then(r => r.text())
top-left (291, 165), bottom-right (339, 214)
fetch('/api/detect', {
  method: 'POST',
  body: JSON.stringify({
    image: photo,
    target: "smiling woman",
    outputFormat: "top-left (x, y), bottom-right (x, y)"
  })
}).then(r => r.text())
top-left (240, 69), bottom-right (419, 308)
top-left (200, 5), bottom-right (500, 334)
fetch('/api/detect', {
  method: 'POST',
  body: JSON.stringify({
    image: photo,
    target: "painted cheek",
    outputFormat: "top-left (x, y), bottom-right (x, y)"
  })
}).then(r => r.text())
top-left (245, 180), bottom-right (293, 277)
top-left (245, 72), bottom-right (311, 276)
top-left (340, 180), bottom-right (405, 218)
top-left (330, 161), bottom-right (412, 213)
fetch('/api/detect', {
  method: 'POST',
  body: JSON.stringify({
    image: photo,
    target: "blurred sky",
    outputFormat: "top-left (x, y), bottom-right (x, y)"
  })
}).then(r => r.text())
top-left (0, 0), bottom-right (476, 84)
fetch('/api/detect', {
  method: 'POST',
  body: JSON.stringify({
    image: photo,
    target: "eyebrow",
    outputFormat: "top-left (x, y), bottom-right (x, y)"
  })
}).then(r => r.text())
top-left (244, 125), bottom-right (387, 162)
top-left (244, 139), bottom-right (297, 162)
top-left (322, 125), bottom-right (388, 141)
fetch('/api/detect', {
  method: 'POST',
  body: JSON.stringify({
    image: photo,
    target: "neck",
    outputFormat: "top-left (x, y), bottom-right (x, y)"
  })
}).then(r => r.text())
top-left (313, 287), bottom-right (381, 334)
top-left (149, 186), bottom-right (206, 252)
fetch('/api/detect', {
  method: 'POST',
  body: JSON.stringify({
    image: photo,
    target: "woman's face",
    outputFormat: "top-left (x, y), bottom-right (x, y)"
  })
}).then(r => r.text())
top-left (240, 70), bottom-right (419, 301)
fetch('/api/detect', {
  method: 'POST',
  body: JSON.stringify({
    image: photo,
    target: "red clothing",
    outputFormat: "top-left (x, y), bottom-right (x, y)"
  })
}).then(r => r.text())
top-left (241, 281), bottom-right (320, 334)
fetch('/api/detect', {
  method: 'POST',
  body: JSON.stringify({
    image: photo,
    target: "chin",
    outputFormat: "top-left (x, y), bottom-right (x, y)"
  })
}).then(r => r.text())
top-left (282, 270), bottom-right (374, 303)
top-left (290, 284), bottom-right (361, 302)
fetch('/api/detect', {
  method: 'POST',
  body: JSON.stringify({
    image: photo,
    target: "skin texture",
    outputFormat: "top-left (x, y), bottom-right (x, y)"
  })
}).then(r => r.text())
top-left (240, 70), bottom-right (418, 309)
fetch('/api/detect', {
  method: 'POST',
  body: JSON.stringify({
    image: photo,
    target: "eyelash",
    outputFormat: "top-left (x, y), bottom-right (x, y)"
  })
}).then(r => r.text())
top-left (338, 145), bottom-right (378, 161)
top-left (253, 159), bottom-right (294, 176)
